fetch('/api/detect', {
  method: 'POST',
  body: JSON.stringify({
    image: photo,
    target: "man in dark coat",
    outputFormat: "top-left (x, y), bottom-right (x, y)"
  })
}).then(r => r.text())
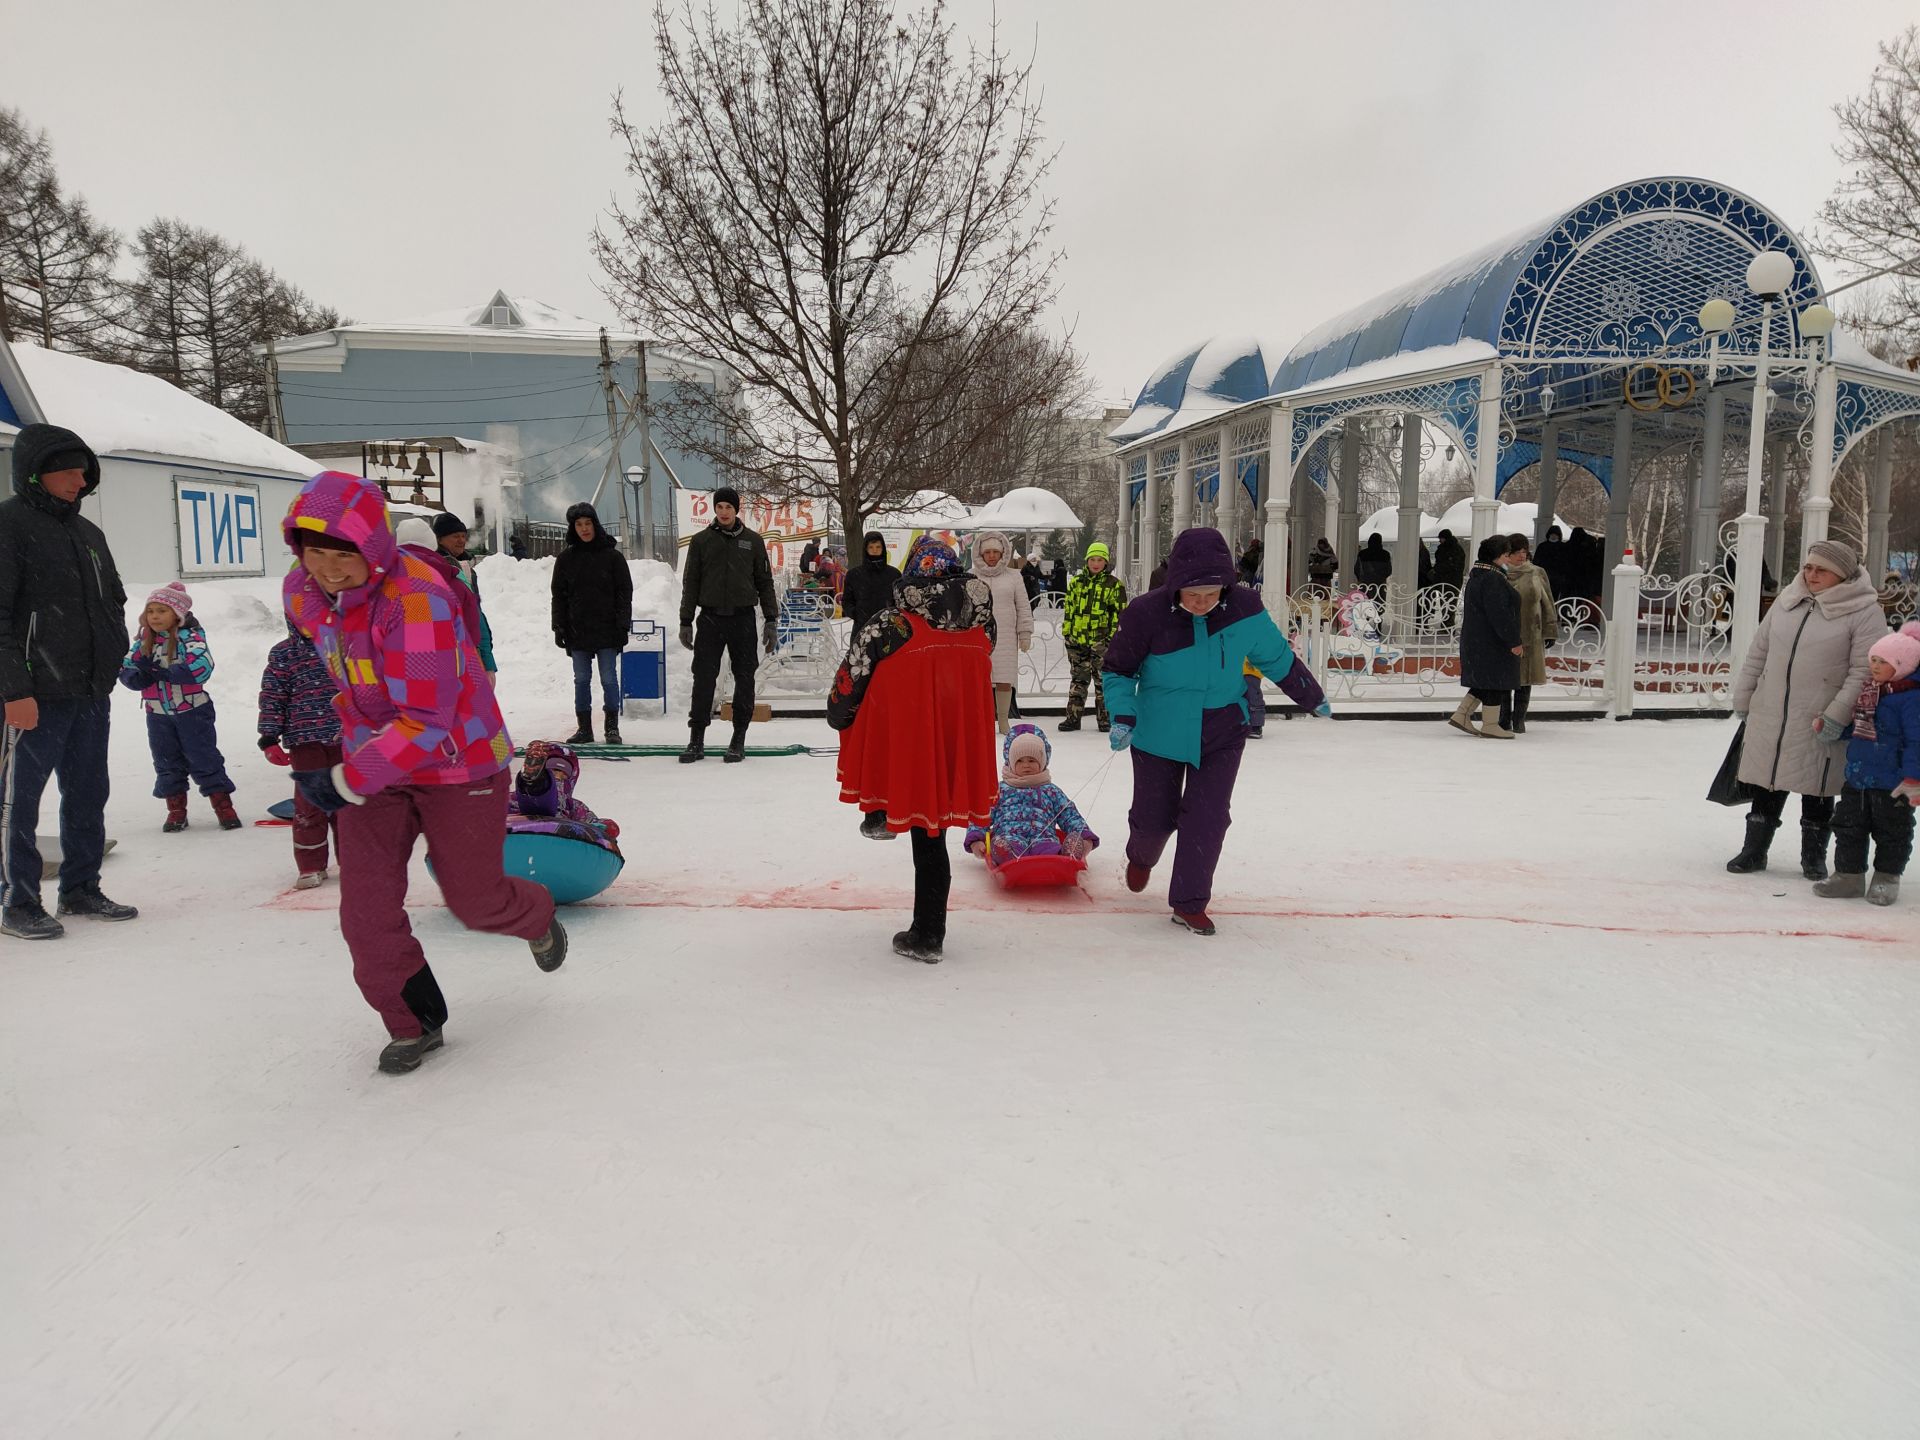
top-left (678, 485), bottom-right (779, 763)
top-left (0, 424), bottom-right (138, 939)
top-left (1431, 529), bottom-right (1467, 590)
top-left (843, 530), bottom-right (901, 635)
top-left (1354, 534), bottom-right (1392, 588)
top-left (1532, 525), bottom-right (1568, 598)
top-left (551, 502), bottom-right (633, 745)
top-left (1451, 535), bottom-right (1524, 739)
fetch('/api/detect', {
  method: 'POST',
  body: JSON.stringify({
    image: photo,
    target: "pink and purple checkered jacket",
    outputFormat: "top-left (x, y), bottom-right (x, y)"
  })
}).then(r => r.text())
top-left (282, 471), bottom-right (512, 795)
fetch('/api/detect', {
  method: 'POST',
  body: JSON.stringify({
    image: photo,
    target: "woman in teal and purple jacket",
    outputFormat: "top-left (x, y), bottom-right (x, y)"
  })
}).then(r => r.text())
top-left (1102, 528), bottom-right (1328, 935)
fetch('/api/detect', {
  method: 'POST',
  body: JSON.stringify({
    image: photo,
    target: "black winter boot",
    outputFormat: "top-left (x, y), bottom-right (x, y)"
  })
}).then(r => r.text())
top-left (1726, 815), bottom-right (1780, 873)
top-left (602, 708), bottom-right (623, 746)
top-left (1800, 820), bottom-right (1832, 882)
top-left (565, 712), bottom-right (593, 745)
top-left (723, 725), bottom-right (748, 764)
top-left (678, 729), bottom-right (706, 764)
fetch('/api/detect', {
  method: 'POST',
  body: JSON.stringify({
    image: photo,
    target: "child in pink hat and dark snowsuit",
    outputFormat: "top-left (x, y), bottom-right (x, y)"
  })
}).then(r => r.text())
top-left (1816, 624), bottom-right (1920, 906)
top-left (119, 581), bottom-right (240, 832)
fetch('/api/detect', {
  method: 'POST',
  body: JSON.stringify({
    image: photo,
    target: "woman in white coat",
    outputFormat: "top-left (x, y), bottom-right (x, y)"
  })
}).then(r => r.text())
top-left (1728, 540), bottom-right (1885, 878)
top-left (972, 531), bottom-right (1033, 734)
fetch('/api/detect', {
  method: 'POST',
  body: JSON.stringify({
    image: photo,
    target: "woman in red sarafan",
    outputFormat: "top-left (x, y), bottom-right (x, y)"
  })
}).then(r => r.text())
top-left (830, 536), bottom-right (997, 963)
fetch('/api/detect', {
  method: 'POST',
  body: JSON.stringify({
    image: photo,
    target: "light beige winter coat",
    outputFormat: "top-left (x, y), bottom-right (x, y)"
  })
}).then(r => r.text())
top-left (1504, 560), bottom-right (1559, 688)
top-left (972, 532), bottom-right (1033, 687)
top-left (1732, 573), bottom-right (1883, 796)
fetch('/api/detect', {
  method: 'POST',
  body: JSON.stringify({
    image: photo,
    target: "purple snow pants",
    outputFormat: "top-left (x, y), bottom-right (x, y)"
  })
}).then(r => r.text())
top-left (336, 769), bottom-right (555, 1038)
top-left (1125, 705), bottom-right (1246, 913)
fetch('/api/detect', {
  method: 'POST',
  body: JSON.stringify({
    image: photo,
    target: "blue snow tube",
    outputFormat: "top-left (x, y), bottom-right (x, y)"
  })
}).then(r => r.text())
top-left (429, 832), bottom-right (625, 906)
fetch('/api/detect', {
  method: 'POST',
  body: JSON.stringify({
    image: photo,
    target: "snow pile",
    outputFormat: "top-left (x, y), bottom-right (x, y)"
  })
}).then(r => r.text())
top-left (3, 343), bottom-right (319, 478)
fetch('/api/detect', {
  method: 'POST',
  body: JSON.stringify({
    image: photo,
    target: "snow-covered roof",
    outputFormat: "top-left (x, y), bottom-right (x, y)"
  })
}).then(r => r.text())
top-left (867, 489), bottom-right (971, 530)
top-left (0, 343), bottom-right (319, 479)
top-left (1832, 326), bottom-right (1920, 386)
top-left (1108, 336), bottom-right (1270, 444)
top-left (328, 291), bottom-right (638, 342)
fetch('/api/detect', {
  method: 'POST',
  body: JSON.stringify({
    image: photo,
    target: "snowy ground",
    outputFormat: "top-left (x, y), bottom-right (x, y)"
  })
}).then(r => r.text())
top-left (2, 573), bottom-right (1917, 1438)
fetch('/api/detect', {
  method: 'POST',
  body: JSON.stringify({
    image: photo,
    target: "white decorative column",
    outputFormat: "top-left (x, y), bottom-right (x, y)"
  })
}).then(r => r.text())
top-left (1470, 366), bottom-right (1503, 555)
top-left (1866, 428), bottom-right (1895, 583)
top-left (1731, 300), bottom-right (1779, 668)
top-left (1679, 448), bottom-right (1701, 577)
top-left (1764, 436), bottom-right (1790, 585)
top-left (1216, 427), bottom-right (1239, 550)
top-left (1172, 433), bottom-right (1195, 541)
top-left (1114, 455), bottom-right (1134, 590)
top-left (1262, 408), bottom-right (1292, 620)
top-left (1138, 445), bottom-right (1161, 588)
top-left (1605, 549), bottom-right (1644, 718)
top-left (1798, 352), bottom-right (1838, 549)
top-left (1603, 405), bottom-right (1635, 612)
top-left (1336, 422), bottom-right (1362, 583)
top-left (1393, 413), bottom-right (1423, 621)
top-left (1691, 388), bottom-right (1727, 574)
top-left (1534, 417), bottom-right (1560, 547)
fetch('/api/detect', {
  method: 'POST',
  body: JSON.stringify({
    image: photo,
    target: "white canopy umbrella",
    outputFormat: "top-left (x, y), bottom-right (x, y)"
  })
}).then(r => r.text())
top-left (1357, 506), bottom-right (1441, 545)
top-left (954, 486), bottom-right (1082, 532)
top-left (1432, 498), bottom-right (1571, 542)
top-left (866, 489), bottom-right (971, 530)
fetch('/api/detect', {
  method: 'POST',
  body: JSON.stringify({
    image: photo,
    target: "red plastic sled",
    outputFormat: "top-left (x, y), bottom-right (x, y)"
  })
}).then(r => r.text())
top-left (989, 852), bottom-right (1088, 889)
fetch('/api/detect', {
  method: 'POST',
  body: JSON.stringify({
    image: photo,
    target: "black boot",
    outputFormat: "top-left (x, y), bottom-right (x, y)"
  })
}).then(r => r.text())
top-left (1726, 815), bottom-right (1780, 874)
top-left (565, 711), bottom-right (592, 745)
top-left (1800, 821), bottom-right (1832, 881)
top-left (678, 729), bottom-right (706, 764)
top-left (1056, 716), bottom-right (1082, 732)
top-left (603, 708), bottom-right (623, 746)
top-left (723, 724), bottom-right (748, 763)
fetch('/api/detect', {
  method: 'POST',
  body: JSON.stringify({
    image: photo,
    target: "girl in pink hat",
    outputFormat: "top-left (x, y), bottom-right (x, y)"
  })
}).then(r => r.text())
top-left (118, 582), bottom-right (240, 832)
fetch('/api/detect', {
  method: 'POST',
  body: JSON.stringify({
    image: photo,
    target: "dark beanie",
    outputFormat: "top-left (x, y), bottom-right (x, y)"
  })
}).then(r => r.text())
top-left (432, 511), bottom-right (468, 539)
top-left (41, 448), bottom-right (92, 476)
top-left (713, 486), bottom-right (741, 509)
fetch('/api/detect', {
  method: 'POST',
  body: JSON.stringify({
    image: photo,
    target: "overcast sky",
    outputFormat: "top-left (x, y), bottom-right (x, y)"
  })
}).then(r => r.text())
top-left (9, 0), bottom-right (1911, 408)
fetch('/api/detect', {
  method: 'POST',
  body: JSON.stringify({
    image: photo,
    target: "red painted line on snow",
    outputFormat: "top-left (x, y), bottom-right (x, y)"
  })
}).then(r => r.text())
top-left (261, 887), bottom-right (1907, 947)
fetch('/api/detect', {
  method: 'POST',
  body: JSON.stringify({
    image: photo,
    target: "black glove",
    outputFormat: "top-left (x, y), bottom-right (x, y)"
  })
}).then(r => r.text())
top-left (257, 733), bottom-right (282, 753)
top-left (554, 631), bottom-right (569, 652)
top-left (679, 623), bottom-right (695, 651)
top-left (762, 618), bottom-right (779, 653)
top-left (292, 768), bottom-right (355, 815)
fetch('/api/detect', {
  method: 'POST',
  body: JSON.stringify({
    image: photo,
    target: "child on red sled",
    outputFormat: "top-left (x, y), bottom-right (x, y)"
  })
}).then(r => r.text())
top-left (965, 723), bottom-right (1098, 868)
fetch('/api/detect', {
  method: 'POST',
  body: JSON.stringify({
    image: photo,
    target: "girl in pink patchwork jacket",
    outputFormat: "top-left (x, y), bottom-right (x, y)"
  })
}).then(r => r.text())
top-left (282, 471), bottom-right (565, 1076)
top-left (118, 582), bottom-right (239, 832)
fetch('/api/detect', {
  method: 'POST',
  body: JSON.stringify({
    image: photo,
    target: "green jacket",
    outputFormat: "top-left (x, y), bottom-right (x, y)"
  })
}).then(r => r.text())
top-left (1062, 570), bottom-right (1127, 646)
top-left (681, 521), bottom-right (778, 623)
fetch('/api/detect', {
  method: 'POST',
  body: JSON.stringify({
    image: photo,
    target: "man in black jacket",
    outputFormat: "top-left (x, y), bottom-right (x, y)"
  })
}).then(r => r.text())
top-left (551, 502), bottom-right (633, 744)
top-left (678, 486), bottom-right (778, 763)
top-left (0, 424), bottom-right (138, 939)
top-left (842, 530), bottom-right (901, 634)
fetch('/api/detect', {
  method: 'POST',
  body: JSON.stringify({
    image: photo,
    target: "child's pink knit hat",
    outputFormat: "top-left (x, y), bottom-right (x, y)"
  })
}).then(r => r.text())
top-left (144, 582), bottom-right (192, 621)
top-left (1869, 630), bottom-right (1920, 681)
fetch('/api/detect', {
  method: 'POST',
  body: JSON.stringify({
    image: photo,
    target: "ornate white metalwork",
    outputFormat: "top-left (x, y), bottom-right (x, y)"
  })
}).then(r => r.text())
top-left (1833, 379), bottom-right (1920, 468)
top-left (1291, 374), bottom-right (1481, 468)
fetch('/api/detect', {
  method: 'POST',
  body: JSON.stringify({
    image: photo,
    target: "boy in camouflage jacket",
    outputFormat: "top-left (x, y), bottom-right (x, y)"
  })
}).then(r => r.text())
top-left (1059, 542), bottom-right (1127, 731)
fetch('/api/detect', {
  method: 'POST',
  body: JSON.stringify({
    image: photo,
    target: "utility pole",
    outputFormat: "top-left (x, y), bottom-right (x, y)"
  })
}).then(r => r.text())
top-left (634, 341), bottom-right (655, 561)
top-left (262, 329), bottom-right (289, 443)
top-left (595, 328), bottom-right (636, 557)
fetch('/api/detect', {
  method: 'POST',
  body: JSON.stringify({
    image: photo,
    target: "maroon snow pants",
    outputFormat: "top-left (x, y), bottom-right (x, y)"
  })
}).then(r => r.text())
top-left (336, 769), bottom-right (555, 1039)
top-left (289, 742), bottom-right (343, 876)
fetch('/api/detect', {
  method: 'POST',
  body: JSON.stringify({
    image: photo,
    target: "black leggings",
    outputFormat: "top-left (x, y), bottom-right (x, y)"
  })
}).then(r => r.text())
top-left (910, 827), bottom-right (950, 941)
top-left (1747, 789), bottom-right (1835, 829)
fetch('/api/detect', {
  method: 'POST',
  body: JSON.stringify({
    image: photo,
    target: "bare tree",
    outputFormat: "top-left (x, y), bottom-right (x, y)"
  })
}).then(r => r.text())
top-left (1817, 26), bottom-right (1920, 356)
top-left (115, 220), bottom-right (338, 431)
top-left (596, 0), bottom-right (1070, 533)
top-left (0, 107), bottom-right (119, 352)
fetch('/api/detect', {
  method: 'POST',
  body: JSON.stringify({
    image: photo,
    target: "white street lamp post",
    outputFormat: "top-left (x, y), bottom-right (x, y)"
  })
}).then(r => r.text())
top-left (1726, 251), bottom-right (1793, 669)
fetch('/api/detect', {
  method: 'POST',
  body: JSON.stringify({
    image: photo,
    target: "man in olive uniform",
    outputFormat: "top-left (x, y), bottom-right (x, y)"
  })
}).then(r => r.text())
top-left (679, 486), bottom-right (779, 763)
